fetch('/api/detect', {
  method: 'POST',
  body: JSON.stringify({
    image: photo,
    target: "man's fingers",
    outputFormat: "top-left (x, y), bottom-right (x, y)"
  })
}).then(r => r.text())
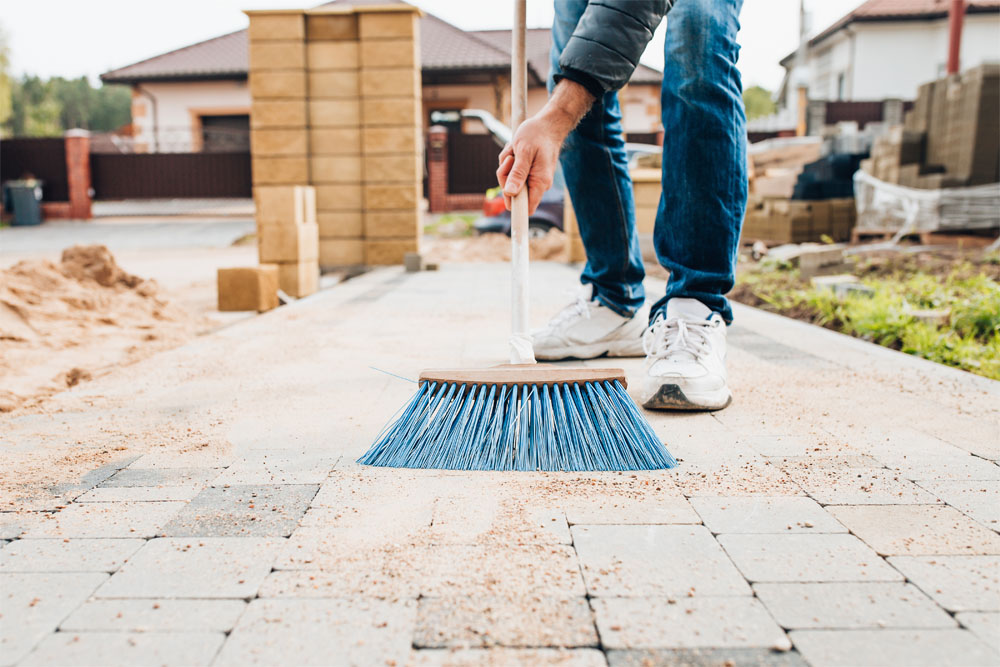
top-left (503, 152), bottom-right (532, 197)
top-left (498, 144), bottom-right (513, 164)
top-left (496, 154), bottom-right (514, 190)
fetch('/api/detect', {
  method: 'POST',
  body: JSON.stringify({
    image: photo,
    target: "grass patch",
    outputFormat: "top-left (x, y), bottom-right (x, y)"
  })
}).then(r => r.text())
top-left (424, 213), bottom-right (478, 237)
top-left (731, 250), bottom-right (1000, 380)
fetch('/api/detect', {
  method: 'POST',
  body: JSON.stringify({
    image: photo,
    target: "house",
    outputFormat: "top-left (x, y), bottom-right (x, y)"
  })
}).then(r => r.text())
top-left (100, 6), bottom-right (663, 154)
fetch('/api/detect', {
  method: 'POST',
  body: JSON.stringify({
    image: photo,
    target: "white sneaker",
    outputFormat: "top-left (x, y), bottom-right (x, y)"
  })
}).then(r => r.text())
top-left (640, 298), bottom-right (732, 410)
top-left (532, 285), bottom-right (646, 360)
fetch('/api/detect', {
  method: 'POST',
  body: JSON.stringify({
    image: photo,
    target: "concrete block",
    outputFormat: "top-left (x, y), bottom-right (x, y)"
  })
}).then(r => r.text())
top-left (162, 484), bottom-right (318, 538)
top-left (61, 599), bottom-right (247, 632)
top-left (255, 185), bottom-right (315, 226)
top-left (786, 468), bottom-right (939, 505)
top-left (306, 13), bottom-right (358, 41)
top-left (277, 261), bottom-right (319, 297)
top-left (249, 41), bottom-right (306, 71)
top-left (0, 538), bottom-right (145, 573)
top-left (250, 128), bottom-right (308, 156)
top-left (22, 502), bottom-right (186, 539)
top-left (364, 183), bottom-right (420, 210)
top-left (404, 252), bottom-right (423, 272)
top-left (363, 153), bottom-right (422, 182)
top-left (917, 479), bottom-right (1000, 530)
top-left (22, 631), bottom-right (225, 665)
top-left (251, 99), bottom-right (307, 129)
top-left (956, 612), bottom-right (1000, 654)
top-left (605, 649), bottom-right (807, 667)
top-left (718, 534), bottom-right (903, 583)
top-left (212, 451), bottom-right (339, 485)
top-left (790, 629), bottom-right (997, 667)
top-left (307, 41), bottom-right (358, 70)
top-left (217, 266), bottom-right (280, 312)
top-left (310, 155), bottom-right (363, 183)
top-left (248, 13), bottom-right (305, 42)
top-left (828, 505), bottom-right (1000, 556)
top-left (101, 467), bottom-right (220, 487)
top-left (363, 126), bottom-right (421, 154)
top-left (360, 38), bottom-right (417, 68)
top-left (307, 70), bottom-right (359, 98)
top-left (359, 11), bottom-right (418, 39)
top-left (361, 97), bottom-right (419, 126)
top-left (252, 156), bottom-right (308, 185)
top-left (318, 210), bottom-right (363, 238)
top-left (259, 222), bottom-right (319, 263)
top-left (360, 67), bottom-right (420, 98)
top-left (889, 556), bottom-right (1000, 612)
top-left (320, 238), bottom-right (365, 267)
top-left (690, 496), bottom-right (847, 534)
top-left (76, 486), bottom-right (203, 502)
top-left (308, 99), bottom-right (360, 127)
top-left (635, 205), bottom-right (657, 234)
top-left (249, 70), bottom-right (306, 99)
top-left (364, 210), bottom-right (420, 238)
top-left (309, 127), bottom-right (362, 155)
top-left (316, 184), bottom-right (363, 211)
top-left (365, 239), bottom-right (418, 265)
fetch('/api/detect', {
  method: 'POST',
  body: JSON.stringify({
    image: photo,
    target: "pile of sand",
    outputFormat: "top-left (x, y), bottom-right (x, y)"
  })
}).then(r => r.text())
top-left (0, 245), bottom-right (206, 413)
top-left (423, 229), bottom-right (570, 264)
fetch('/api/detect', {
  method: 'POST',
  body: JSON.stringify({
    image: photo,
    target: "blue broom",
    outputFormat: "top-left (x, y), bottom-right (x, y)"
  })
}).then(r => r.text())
top-left (357, 0), bottom-right (676, 472)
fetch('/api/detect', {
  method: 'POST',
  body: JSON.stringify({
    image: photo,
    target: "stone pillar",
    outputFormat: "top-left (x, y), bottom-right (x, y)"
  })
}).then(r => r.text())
top-left (64, 129), bottom-right (92, 220)
top-left (882, 99), bottom-right (904, 126)
top-left (426, 125), bottom-right (448, 213)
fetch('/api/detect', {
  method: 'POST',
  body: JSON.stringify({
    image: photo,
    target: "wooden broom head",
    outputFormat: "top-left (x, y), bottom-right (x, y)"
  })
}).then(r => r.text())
top-left (418, 364), bottom-right (627, 389)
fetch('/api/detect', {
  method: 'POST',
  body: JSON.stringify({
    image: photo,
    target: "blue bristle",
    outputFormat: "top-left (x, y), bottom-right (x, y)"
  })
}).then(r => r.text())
top-left (359, 380), bottom-right (677, 471)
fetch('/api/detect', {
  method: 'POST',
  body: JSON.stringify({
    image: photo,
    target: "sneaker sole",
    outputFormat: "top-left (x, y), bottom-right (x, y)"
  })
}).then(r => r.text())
top-left (535, 340), bottom-right (644, 361)
top-left (642, 384), bottom-right (732, 411)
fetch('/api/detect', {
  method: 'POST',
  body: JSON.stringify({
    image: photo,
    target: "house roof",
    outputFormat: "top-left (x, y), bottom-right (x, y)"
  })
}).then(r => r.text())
top-left (780, 0), bottom-right (1000, 66)
top-left (101, 3), bottom-right (661, 87)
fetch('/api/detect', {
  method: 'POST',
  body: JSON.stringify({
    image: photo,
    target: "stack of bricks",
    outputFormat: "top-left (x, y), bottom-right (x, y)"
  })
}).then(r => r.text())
top-left (256, 185), bottom-right (319, 297)
top-left (245, 5), bottom-right (422, 272)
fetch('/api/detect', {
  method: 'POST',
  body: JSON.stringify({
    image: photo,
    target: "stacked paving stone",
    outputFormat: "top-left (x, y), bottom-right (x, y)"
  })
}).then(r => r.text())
top-left (246, 6), bottom-right (422, 273)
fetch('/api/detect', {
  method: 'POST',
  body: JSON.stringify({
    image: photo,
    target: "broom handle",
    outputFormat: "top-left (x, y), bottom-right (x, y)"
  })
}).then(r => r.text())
top-left (509, 0), bottom-right (535, 364)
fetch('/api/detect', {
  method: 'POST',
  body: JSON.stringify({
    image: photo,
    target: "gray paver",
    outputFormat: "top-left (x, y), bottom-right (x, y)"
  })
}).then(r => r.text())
top-left (414, 596), bottom-right (597, 648)
top-left (607, 648), bottom-right (808, 667)
top-left (21, 631), bottom-right (224, 667)
top-left (131, 450), bottom-right (235, 469)
top-left (888, 556), bottom-right (1000, 612)
top-left (691, 496), bottom-right (846, 533)
top-left (60, 598), bottom-right (247, 632)
top-left (917, 480), bottom-right (1000, 531)
top-left (0, 513), bottom-right (45, 540)
top-left (96, 537), bottom-right (280, 598)
top-left (0, 572), bottom-right (107, 665)
top-left (75, 486), bottom-right (203, 502)
top-left (21, 502), bottom-right (186, 538)
top-left (956, 612), bottom-right (1000, 655)
top-left (0, 538), bottom-right (144, 573)
top-left (100, 467), bottom-right (221, 487)
top-left (212, 451), bottom-right (339, 485)
top-left (790, 629), bottom-right (998, 667)
top-left (829, 505), bottom-right (1000, 555)
top-left (573, 525), bottom-right (751, 597)
top-left (787, 468), bottom-right (940, 505)
top-left (410, 648), bottom-right (608, 666)
top-left (593, 597), bottom-right (790, 650)
top-left (753, 582), bottom-right (956, 629)
top-left (718, 534), bottom-right (902, 583)
top-left (214, 598), bottom-right (414, 666)
top-left (161, 484), bottom-right (318, 537)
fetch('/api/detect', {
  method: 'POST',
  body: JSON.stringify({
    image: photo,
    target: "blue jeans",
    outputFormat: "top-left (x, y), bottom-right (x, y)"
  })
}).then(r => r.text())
top-left (550, 0), bottom-right (747, 323)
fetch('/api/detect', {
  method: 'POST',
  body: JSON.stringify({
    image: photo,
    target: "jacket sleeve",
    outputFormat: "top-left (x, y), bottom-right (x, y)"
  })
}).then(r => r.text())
top-left (556, 0), bottom-right (672, 95)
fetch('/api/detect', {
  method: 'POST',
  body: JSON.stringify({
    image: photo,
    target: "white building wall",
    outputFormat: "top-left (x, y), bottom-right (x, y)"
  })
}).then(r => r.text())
top-left (131, 80), bottom-right (250, 152)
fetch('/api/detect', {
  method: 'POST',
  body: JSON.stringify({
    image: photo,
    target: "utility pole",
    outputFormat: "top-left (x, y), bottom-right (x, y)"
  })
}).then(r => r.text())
top-left (947, 0), bottom-right (965, 74)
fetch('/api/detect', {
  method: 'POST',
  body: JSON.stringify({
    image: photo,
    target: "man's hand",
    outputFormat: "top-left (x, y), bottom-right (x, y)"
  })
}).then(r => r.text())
top-left (496, 79), bottom-right (595, 214)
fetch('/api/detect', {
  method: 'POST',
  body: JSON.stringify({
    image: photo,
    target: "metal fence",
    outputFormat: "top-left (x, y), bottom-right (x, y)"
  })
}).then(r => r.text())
top-left (0, 137), bottom-right (69, 201)
top-left (90, 152), bottom-right (251, 199)
top-left (447, 133), bottom-right (501, 194)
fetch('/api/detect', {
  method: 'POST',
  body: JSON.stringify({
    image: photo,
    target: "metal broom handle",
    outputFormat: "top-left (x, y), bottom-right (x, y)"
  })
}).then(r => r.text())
top-left (509, 0), bottom-right (536, 365)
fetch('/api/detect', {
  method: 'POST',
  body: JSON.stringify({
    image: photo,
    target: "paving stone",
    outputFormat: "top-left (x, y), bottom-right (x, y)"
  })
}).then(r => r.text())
top-left (75, 486), bottom-right (203, 502)
top-left (0, 512), bottom-right (46, 540)
top-left (0, 572), bottom-right (107, 665)
top-left (691, 497), bottom-right (846, 533)
top-left (606, 648), bottom-right (807, 667)
top-left (96, 537), bottom-right (280, 599)
top-left (828, 505), bottom-right (1000, 556)
top-left (787, 468), bottom-right (940, 505)
top-left (414, 596), bottom-right (597, 648)
top-left (672, 462), bottom-right (802, 496)
top-left (430, 501), bottom-right (571, 545)
top-left (49, 456), bottom-right (140, 495)
top-left (0, 538), bottom-right (145, 572)
top-left (21, 631), bottom-right (224, 666)
top-left (410, 648), bottom-right (608, 666)
top-left (215, 598), bottom-right (414, 666)
top-left (917, 480), bottom-right (1000, 531)
top-left (888, 456), bottom-right (1000, 482)
top-left (737, 434), bottom-right (818, 457)
top-left (789, 629), bottom-right (998, 667)
top-left (132, 450), bottom-right (235, 469)
top-left (60, 599), bottom-right (247, 632)
top-left (956, 612), bottom-right (1000, 655)
top-left (212, 451), bottom-right (339, 485)
top-left (718, 534), bottom-right (901, 583)
top-left (753, 582), bottom-right (956, 629)
top-left (573, 525), bottom-right (750, 597)
top-left (21, 502), bottom-right (186, 538)
top-left (421, 544), bottom-right (587, 598)
top-left (161, 484), bottom-right (318, 537)
top-left (100, 467), bottom-right (221, 487)
top-left (593, 597), bottom-right (790, 650)
top-left (888, 556), bottom-right (1000, 612)
top-left (769, 455), bottom-right (884, 471)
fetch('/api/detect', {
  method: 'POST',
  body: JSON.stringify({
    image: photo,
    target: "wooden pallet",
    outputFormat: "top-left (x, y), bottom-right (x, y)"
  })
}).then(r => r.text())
top-left (851, 228), bottom-right (999, 247)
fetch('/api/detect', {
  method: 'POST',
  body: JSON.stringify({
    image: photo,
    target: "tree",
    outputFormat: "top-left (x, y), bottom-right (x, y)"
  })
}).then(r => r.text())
top-left (743, 85), bottom-right (776, 121)
top-left (4, 74), bottom-right (131, 137)
top-left (0, 23), bottom-right (11, 133)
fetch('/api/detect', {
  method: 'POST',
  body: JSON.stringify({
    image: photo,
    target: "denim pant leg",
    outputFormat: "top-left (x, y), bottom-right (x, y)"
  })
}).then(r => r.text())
top-left (550, 0), bottom-right (646, 317)
top-left (652, 0), bottom-right (747, 323)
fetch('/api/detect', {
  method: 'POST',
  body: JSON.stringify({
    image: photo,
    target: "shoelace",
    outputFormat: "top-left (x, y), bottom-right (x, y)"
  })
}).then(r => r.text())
top-left (642, 316), bottom-right (716, 361)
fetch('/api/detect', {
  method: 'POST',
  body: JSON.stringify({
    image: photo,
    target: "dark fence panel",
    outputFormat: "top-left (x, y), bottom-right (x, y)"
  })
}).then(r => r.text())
top-left (1, 138), bottom-right (69, 201)
top-left (825, 101), bottom-right (884, 128)
top-left (90, 152), bottom-right (251, 199)
top-left (448, 133), bottom-right (501, 194)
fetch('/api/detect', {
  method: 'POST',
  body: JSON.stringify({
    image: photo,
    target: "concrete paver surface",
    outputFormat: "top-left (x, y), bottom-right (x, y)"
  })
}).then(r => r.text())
top-left (2, 262), bottom-right (999, 666)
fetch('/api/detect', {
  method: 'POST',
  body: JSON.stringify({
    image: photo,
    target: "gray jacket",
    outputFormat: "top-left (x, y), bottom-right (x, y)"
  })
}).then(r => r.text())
top-left (556, 0), bottom-right (672, 97)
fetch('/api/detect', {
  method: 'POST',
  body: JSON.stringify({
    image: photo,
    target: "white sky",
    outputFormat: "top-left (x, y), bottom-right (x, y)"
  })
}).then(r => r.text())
top-left (2, 0), bottom-right (866, 91)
